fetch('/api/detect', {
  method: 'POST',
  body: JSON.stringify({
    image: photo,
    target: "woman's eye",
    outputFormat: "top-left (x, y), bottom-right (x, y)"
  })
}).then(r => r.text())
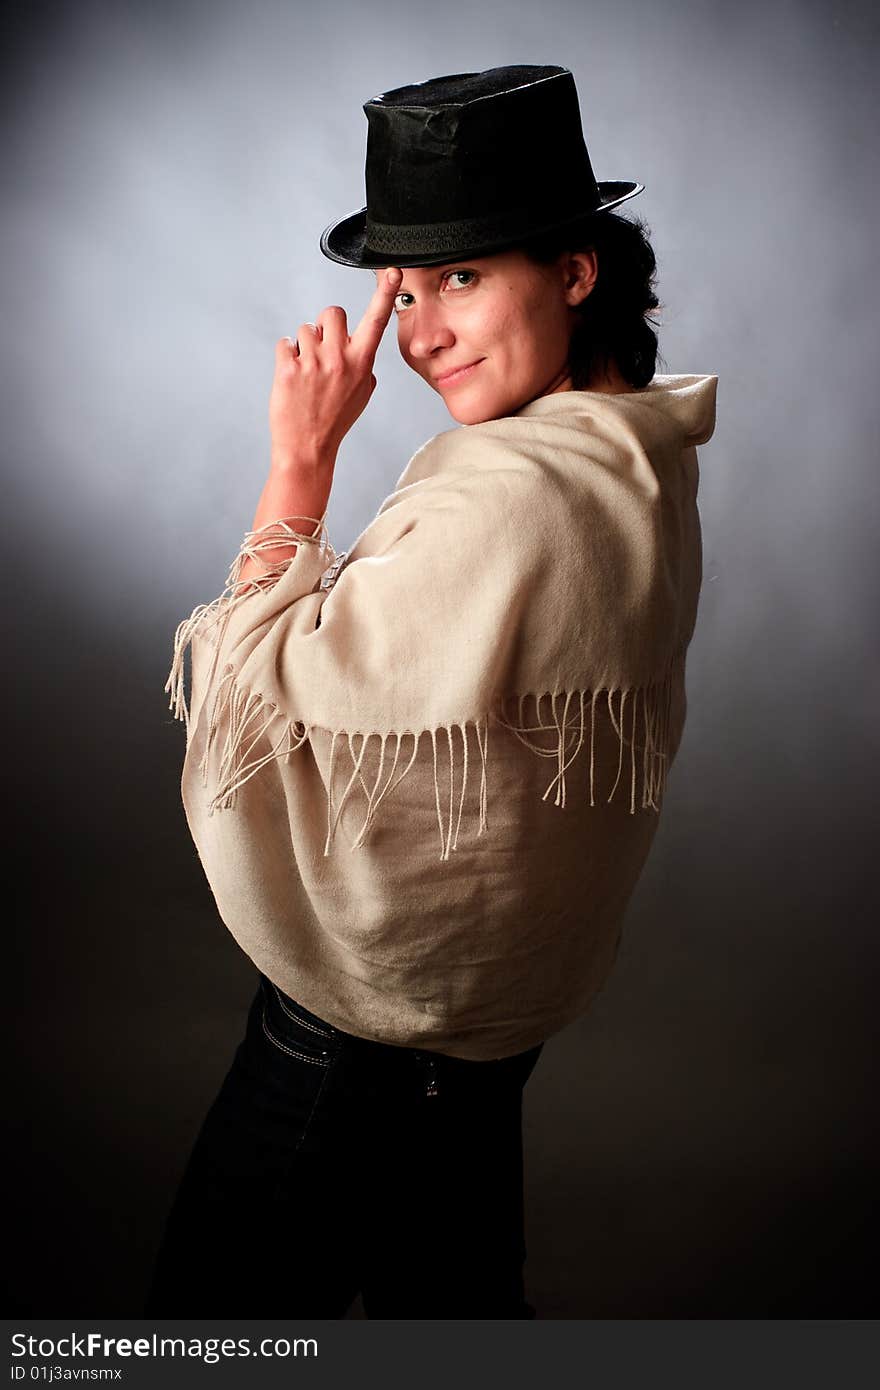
top-left (392, 271), bottom-right (475, 313)
top-left (445, 270), bottom-right (476, 289)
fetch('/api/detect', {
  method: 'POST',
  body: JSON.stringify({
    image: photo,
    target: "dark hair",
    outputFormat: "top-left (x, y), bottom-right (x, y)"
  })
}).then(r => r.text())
top-left (518, 211), bottom-right (664, 390)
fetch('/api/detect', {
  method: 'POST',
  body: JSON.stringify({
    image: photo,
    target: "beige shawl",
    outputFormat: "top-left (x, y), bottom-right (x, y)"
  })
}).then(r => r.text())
top-left (165, 374), bottom-right (717, 1059)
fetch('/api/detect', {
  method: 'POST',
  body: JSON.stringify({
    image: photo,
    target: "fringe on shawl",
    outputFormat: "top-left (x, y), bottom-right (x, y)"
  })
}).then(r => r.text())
top-left (165, 518), bottom-right (678, 862)
top-left (164, 514), bottom-right (336, 736)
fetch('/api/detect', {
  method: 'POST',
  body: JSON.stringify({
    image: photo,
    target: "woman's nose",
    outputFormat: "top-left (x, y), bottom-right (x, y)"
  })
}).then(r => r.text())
top-left (404, 307), bottom-right (456, 360)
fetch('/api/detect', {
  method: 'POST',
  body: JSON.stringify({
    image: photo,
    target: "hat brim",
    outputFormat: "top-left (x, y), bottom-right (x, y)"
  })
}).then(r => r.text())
top-left (319, 181), bottom-right (644, 268)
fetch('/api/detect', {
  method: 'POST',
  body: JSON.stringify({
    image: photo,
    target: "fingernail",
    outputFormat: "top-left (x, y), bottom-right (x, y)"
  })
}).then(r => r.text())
top-left (386, 267), bottom-right (402, 286)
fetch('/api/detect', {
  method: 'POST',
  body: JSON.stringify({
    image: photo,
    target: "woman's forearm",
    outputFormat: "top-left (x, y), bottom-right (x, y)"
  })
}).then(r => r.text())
top-left (234, 451), bottom-right (337, 592)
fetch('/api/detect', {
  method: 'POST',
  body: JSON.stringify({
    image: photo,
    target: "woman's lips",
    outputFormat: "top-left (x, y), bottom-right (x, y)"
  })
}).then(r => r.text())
top-left (435, 359), bottom-right (484, 387)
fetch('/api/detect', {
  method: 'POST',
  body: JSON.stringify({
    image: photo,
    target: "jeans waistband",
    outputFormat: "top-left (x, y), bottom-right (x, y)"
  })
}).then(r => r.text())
top-left (257, 971), bottom-right (544, 1072)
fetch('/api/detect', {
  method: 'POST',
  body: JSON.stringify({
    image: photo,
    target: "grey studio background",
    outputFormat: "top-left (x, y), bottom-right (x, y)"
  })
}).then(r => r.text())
top-left (4, 0), bottom-right (877, 1318)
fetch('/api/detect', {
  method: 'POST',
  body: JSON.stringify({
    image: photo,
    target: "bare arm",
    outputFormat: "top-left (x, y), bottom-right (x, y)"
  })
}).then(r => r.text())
top-left (233, 454), bottom-right (336, 592)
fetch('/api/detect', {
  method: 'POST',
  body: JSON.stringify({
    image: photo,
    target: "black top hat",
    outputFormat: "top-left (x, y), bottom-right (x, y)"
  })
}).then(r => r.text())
top-left (320, 65), bottom-right (644, 269)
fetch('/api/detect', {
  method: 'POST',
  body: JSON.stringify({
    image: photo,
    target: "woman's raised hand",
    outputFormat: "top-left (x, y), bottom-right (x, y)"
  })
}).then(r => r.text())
top-left (269, 266), bottom-right (402, 469)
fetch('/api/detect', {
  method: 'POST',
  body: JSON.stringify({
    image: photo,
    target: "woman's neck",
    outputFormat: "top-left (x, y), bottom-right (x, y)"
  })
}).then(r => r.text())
top-left (588, 360), bottom-right (634, 394)
top-left (547, 359), bottom-right (634, 397)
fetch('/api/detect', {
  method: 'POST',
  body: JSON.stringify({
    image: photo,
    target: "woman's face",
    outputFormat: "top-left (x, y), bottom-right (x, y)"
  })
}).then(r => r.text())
top-left (376, 248), bottom-right (596, 424)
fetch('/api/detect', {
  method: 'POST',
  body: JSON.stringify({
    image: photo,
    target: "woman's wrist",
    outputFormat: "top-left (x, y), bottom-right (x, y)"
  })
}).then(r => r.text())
top-left (233, 451), bottom-right (336, 591)
top-left (269, 444), bottom-right (337, 477)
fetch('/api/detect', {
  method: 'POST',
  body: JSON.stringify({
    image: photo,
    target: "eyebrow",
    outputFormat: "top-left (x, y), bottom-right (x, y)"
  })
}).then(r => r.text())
top-left (376, 262), bottom-right (465, 278)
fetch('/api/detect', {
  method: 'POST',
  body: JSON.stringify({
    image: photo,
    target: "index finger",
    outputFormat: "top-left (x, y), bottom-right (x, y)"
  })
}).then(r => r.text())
top-left (349, 266), bottom-right (402, 363)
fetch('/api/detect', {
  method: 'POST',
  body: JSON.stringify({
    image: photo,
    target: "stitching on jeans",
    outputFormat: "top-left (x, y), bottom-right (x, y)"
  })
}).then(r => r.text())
top-left (260, 1005), bottom-right (339, 1190)
top-left (261, 1005), bottom-right (331, 1066)
top-left (270, 981), bottom-right (336, 1041)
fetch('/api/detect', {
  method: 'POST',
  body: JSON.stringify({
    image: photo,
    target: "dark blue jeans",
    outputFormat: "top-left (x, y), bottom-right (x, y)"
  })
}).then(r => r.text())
top-left (144, 972), bottom-right (544, 1318)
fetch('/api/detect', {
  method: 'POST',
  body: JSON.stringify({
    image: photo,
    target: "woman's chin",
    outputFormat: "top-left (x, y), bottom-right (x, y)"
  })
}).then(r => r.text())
top-left (446, 396), bottom-right (509, 426)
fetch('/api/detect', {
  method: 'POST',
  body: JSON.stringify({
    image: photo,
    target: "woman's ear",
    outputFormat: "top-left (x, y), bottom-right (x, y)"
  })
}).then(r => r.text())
top-left (562, 249), bottom-right (598, 307)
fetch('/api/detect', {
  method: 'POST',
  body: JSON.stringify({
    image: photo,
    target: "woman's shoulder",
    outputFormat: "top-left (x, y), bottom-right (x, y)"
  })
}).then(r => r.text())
top-left (390, 414), bottom-right (576, 500)
top-left (382, 373), bottom-right (718, 522)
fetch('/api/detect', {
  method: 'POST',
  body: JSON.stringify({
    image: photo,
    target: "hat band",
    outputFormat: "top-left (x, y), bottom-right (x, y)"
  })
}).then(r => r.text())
top-left (364, 205), bottom-right (598, 257)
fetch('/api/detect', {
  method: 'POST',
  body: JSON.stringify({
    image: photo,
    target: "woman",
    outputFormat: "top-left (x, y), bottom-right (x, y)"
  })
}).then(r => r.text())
top-left (146, 64), bottom-right (717, 1319)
